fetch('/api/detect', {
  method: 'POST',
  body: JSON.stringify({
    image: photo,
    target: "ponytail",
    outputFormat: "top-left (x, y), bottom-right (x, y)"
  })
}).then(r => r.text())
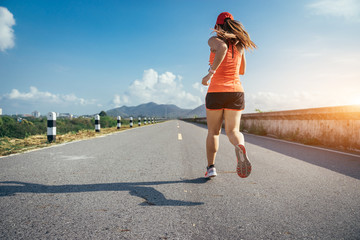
top-left (214, 19), bottom-right (256, 50)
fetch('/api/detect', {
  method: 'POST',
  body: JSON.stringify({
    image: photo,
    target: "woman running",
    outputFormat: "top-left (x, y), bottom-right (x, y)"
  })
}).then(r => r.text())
top-left (202, 12), bottom-right (256, 178)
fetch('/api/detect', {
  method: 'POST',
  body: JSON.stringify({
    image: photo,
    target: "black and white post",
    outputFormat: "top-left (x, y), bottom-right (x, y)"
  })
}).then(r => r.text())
top-left (130, 117), bottom-right (133, 128)
top-left (95, 115), bottom-right (100, 132)
top-left (144, 117), bottom-right (147, 125)
top-left (47, 112), bottom-right (56, 143)
top-left (148, 117), bottom-right (151, 124)
top-left (117, 116), bottom-right (121, 129)
top-left (152, 118), bottom-right (154, 124)
top-left (138, 117), bottom-right (141, 126)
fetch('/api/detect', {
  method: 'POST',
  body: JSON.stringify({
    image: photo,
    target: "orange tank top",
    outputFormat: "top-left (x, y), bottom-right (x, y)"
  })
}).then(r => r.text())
top-left (208, 43), bottom-right (244, 93)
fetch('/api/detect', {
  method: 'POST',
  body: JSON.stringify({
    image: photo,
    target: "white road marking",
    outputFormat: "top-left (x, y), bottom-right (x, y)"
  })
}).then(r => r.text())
top-left (59, 155), bottom-right (95, 161)
top-left (178, 133), bottom-right (183, 140)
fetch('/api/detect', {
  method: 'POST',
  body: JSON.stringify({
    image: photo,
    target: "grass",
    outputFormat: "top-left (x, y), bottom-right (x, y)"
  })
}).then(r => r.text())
top-left (0, 124), bottom-right (149, 157)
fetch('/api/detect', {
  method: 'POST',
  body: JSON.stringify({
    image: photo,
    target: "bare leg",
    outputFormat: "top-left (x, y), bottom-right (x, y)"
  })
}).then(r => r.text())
top-left (206, 109), bottom-right (224, 167)
top-left (224, 110), bottom-right (244, 146)
top-left (224, 109), bottom-right (251, 178)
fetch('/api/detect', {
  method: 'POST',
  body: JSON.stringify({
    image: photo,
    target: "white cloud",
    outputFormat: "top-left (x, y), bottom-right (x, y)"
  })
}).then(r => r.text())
top-left (122, 95), bottom-right (129, 104)
top-left (113, 94), bottom-right (121, 107)
top-left (4, 86), bottom-right (96, 105)
top-left (8, 87), bottom-right (58, 101)
top-left (307, 0), bottom-right (360, 21)
top-left (118, 69), bottom-right (202, 109)
top-left (112, 94), bottom-right (129, 107)
top-left (62, 94), bottom-right (89, 105)
top-left (0, 7), bottom-right (16, 52)
top-left (192, 82), bottom-right (206, 95)
top-left (159, 71), bottom-right (176, 85)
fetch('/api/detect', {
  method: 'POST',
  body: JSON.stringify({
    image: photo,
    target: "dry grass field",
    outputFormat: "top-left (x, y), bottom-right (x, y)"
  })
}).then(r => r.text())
top-left (0, 125), bottom-right (141, 157)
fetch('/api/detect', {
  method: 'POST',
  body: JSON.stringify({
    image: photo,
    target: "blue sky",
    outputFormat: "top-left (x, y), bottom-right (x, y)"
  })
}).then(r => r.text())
top-left (1, 0), bottom-right (360, 115)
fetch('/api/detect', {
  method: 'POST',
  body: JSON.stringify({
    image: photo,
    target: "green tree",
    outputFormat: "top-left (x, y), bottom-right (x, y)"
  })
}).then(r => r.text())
top-left (99, 111), bottom-right (107, 117)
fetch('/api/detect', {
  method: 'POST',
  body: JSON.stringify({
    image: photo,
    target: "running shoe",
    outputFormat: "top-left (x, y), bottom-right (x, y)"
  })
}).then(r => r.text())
top-left (205, 166), bottom-right (217, 178)
top-left (235, 144), bottom-right (251, 178)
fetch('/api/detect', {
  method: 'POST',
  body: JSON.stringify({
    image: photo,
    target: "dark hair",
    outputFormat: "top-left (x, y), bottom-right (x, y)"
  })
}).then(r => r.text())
top-left (215, 18), bottom-right (256, 50)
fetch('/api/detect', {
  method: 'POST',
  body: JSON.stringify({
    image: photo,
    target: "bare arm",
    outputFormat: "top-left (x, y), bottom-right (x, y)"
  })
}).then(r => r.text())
top-left (202, 37), bottom-right (228, 86)
top-left (239, 49), bottom-right (246, 75)
top-left (208, 37), bottom-right (228, 71)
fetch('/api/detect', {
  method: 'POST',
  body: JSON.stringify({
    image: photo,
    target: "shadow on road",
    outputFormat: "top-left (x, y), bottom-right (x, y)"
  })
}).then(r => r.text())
top-left (244, 134), bottom-right (360, 180)
top-left (0, 178), bottom-right (209, 206)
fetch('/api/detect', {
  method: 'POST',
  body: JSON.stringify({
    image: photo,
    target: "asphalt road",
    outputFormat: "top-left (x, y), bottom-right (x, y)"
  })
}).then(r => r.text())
top-left (1, 120), bottom-right (360, 239)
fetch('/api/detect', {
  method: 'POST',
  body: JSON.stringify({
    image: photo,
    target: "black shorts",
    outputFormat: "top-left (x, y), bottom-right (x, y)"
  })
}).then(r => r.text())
top-left (205, 92), bottom-right (245, 111)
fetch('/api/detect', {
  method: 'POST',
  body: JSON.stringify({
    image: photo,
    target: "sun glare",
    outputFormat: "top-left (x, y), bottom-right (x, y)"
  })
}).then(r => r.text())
top-left (350, 96), bottom-right (360, 105)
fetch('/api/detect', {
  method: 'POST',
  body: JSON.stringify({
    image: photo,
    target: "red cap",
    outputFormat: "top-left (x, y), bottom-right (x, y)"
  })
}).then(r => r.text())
top-left (216, 12), bottom-right (234, 25)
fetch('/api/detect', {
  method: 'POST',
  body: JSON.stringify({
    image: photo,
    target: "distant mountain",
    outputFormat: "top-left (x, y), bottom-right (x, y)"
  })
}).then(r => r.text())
top-left (185, 104), bottom-right (206, 118)
top-left (106, 102), bottom-right (200, 119)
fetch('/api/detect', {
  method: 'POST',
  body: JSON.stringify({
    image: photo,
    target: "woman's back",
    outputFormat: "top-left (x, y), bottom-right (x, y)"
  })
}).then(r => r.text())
top-left (208, 42), bottom-right (244, 93)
